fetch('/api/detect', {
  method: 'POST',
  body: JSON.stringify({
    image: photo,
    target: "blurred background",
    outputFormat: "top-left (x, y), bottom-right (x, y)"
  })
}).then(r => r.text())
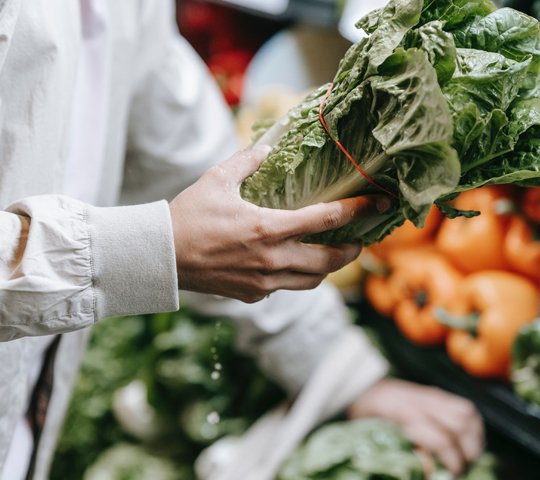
top-left (50, 1), bottom-right (540, 479)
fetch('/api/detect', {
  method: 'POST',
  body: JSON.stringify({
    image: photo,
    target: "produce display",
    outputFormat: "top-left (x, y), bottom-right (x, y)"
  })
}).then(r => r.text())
top-left (52, 308), bottom-right (507, 480)
top-left (50, 310), bottom-right (284, 480)
top-left (240, 0), bottom-right (540, 245)
top-left (363, 185), bottom-right (540, 386)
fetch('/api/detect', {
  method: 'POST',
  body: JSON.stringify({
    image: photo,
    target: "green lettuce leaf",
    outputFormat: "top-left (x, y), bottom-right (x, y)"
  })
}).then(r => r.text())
top-left (403, 20), bottom-right (457, 84)
top-left (278, 419), bottom-right (422, 480)
top-left (240, 0), bottom-right (540, 242)
top-left (451, 8), bottom-right (540, 61)
top-left (419, 0), bottom-right (496, 29)
top-left (278, 418), bottom-right (498, 480)
top-left (241, 0), bottom-right (459, 244)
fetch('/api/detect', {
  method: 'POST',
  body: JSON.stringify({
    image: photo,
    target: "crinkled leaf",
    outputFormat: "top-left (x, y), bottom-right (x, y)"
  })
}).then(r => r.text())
top-left (350, 450), bottom-right (424, 479)
top-left (242, 37), bottom-right (458, 245)
top-left (241, 0), bottom-right (540, 245)
top-left (452, 8), bottom-right (540, 61)
top-left (419, 0), bottom-right (496, 29)
top-left (456, 126), bottom-right (540, 190)
top-left (362, 0), bottom-right (423, 74)
top-left (404, 21), bottom-right (457, 84)
top-left (300, 420), bottom-right (409, 474)
top-left (445, 49), bottom-right (530, 114)
top-left (443, 49), bottom-right (531, 172)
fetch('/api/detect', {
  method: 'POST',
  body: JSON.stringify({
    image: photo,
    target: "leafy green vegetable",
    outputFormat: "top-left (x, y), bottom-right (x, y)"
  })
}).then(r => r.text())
top-left (51, 310), bottom-right (284, 480)
top-left (278, 419), bottom-right (499, 479)
top-left (53, 309), bottom-right (504, 480)
top-left (278, 419), bottom-right (424, 480)
top-left (82, 444), bottom-right (179, 480)
top-left (240, 0), bottom-right (540, 244)
top-left (511, 318), bottom-right (540, 407)
top-left (50, 316), bottom-right (151, 480)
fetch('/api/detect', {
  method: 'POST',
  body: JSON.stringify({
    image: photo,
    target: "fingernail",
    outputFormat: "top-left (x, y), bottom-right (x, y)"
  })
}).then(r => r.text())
top-left (376, 196), bottom-right (392, 213)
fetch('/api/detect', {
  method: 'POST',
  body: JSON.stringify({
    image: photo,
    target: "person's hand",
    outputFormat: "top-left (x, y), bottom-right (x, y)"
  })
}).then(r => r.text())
top-left (169, 146), bottom-right (390, 303)
top-left (347, 378), bottom-right (484, 477)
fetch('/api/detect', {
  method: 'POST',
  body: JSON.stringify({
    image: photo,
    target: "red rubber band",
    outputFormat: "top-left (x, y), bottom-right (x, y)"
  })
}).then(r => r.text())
top-left (318, 83), bottom-right (398, 199)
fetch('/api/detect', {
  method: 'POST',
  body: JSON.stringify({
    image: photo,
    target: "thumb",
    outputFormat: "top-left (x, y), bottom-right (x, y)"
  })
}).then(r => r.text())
top-left (337, 194), bottom-right (393, 220)
top-left (221, 145), bottom-right (272, 184)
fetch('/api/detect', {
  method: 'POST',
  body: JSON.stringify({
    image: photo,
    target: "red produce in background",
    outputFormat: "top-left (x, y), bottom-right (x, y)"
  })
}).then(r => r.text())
top-left (176, 0), bottom-right (285, 106)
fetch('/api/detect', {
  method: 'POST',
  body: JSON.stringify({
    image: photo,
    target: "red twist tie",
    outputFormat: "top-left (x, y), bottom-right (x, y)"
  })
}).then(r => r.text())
top-left (318, 83), bottom-right (398, 199)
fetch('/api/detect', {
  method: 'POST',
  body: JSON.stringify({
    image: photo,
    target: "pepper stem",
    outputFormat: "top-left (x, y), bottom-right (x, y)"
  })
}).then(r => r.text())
top-left (435, 308), bottom-right (480, 336)
top-left (359, 252), bottom-right (390, 276)
top-left (415, 290), bottom-right (428, 308)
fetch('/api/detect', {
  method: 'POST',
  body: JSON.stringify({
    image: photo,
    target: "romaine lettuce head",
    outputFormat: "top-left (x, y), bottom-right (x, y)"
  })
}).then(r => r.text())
top-left (240, 0), bottom-right (540, 244)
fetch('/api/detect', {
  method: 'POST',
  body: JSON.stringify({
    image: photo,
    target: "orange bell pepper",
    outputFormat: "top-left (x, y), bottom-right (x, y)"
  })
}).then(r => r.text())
top-left (364, 248), bottom-right (462, 346)
top-left (388, 249), bottom-right (463, 346)
top-left (435, 186), bottom-right (513, 273)
top-left (364, 274), bottom-right (397, 317)
top-left (503, 216), bottom-right (540, 283)
top-left (438, 271), bottom-right (539, 379)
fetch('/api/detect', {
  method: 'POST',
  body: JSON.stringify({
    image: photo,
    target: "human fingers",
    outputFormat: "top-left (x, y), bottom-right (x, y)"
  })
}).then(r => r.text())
top-left (409, 385), bottom-right (484, 467)
top-left (252, 270), bottom-right (326, 295)
top-left (419, 389), bottom-right (484, 465)
top-left (213, 145), bottom-right (272, 185)
top-left (221, 243), bottom-right (361, 302)
top-left (460, 412), bottom-right (485, 464)
top-left (423, 391), bottom-right (484, 448)
top-left (425, 407), bottom-right (483, 468)
top-left (271, 195), bottom-right (392, 239)
top-left (403, 422), bottom-right (465, 476)
top-left (244, 241), bottom-right (362, 275)
top-left (288, 242), bottom-right (362, 274)
top-left (200, 269), bottom-right (327, 303)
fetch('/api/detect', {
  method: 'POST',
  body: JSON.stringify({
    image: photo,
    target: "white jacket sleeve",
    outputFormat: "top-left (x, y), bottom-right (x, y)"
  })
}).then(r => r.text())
top-left (0, 196), bottom-right (179, 341)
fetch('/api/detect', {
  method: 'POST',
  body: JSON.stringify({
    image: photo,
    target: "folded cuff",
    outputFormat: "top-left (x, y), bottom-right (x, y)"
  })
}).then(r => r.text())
top-left (320, 325), bottom-right (389, 419)
top-left (86, 200), bottom-right (179, 319)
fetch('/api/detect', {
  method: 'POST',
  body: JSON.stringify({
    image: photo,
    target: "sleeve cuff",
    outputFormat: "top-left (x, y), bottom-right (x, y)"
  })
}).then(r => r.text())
top-left (320, 325), bottom-right (389, 418)
top-left (86, 200), bottom-right (179, 319)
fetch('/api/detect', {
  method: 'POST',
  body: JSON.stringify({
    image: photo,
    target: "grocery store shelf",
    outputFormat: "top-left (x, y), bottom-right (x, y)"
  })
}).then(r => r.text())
top-left (355, 302), bottom-right (540, 464)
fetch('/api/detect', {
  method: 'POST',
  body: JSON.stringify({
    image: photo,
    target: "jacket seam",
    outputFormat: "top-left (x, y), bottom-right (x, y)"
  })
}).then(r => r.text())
top-left (0, 311), bottom-right (95, 329)
top-left (82, 205), bottom-right (98, 324)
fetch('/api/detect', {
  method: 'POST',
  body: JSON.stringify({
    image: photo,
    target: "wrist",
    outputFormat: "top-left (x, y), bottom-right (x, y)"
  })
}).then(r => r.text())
top-left (347, 377), bottom-right (397, 419)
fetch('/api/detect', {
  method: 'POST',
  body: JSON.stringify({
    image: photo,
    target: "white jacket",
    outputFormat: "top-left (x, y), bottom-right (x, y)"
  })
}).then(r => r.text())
top-left (0, 1), bottom-right (388, 479)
